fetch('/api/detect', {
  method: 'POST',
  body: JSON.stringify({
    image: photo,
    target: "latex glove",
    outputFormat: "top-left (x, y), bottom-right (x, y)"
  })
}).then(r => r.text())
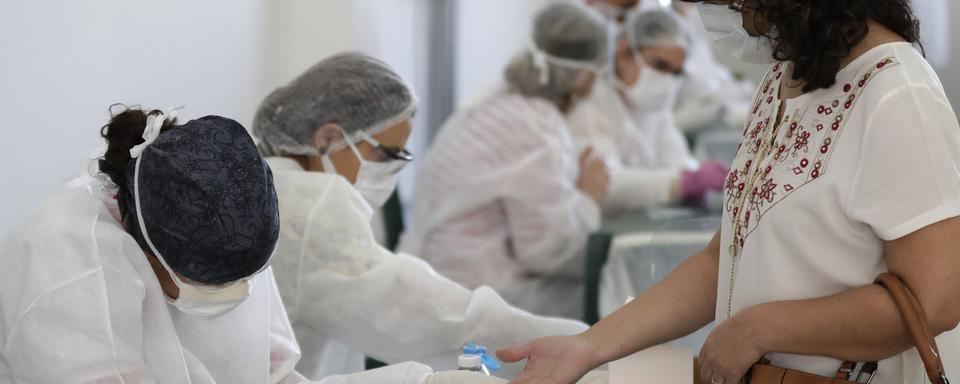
top-left (576, 147), bottom-right (611, 206)
top-left (680, 161), bottom-right (729, 200)
top-left (422, 371), bottom-right (508, 384)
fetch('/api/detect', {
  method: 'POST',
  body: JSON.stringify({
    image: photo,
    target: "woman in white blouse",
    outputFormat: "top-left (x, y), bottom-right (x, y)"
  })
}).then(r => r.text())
top-left (498, 1), bottom-right (960, 383)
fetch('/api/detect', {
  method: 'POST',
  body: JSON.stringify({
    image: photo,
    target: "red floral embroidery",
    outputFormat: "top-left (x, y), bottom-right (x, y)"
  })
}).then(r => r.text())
top-left (793, 130), bottom-right (810, 152)
top-left (758, 178), bottom-right (777, 203)
top-left (724, 56), bottom-right (899, 261)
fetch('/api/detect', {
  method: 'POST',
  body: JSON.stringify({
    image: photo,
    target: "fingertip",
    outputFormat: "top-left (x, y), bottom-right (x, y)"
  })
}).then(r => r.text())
top-left (496, 344), bottom-right (529, 363)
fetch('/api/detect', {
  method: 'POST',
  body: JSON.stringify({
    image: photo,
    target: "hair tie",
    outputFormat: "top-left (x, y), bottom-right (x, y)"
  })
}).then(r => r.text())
top-left (129, 106), bottom-right (183, 158)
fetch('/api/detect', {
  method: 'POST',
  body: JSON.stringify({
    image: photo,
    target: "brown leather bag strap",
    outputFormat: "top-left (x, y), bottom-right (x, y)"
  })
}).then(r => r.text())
top-left (834, 361), bottom-right (857, 380)
top-left (875, 272), bottom-right (950, 384)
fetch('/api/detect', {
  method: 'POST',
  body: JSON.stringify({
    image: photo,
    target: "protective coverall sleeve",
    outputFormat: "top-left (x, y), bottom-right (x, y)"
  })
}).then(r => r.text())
top-left (606, 167), bottom-right (678, 210)
top-left (267, 268), bottom-right (307, 384)
top-left (0, 220), bottom-right (155, 384)
top-left (606, 116), bottom-right (696, 210)
top-left (292, 179), bottom-right (587, 370)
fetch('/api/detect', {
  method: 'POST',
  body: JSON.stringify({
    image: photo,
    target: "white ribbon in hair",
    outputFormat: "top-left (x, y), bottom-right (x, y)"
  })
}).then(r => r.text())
top-left (129, 107), bottom-right (182, 158)
top-left (527, 40), bottom-right (603, 86)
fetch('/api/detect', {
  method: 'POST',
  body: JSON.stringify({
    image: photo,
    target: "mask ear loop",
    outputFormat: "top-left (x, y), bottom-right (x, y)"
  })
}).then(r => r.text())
top-left (321, 128), bottom-right (369, 174)
top-left (528, 40), bottom-right (604, 87)
top-left (531, 49), bottom-right (551, 86)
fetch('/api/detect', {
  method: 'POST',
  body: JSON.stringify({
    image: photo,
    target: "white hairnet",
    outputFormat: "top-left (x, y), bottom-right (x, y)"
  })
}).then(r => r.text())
top-left (254, 53), bottom-right (418, 156)
top-left (622, 8), bottom-right (692, 52)
top-left (505, 3), bottom-right (608, 102)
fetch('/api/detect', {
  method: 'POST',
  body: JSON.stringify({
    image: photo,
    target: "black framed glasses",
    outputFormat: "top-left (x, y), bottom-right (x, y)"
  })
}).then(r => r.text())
top-left (373, 145), bottom-right (414, 163)
top-left (699, 0), bottom-right (747, 11)
top-left (358, 133), bottom-right (414, 164)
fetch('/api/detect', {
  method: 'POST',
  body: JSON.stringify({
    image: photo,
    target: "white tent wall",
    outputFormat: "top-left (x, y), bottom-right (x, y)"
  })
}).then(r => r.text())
top-left (260, 0), bottom-right (429, 204)
top-left (454, 0), bottom-right (555, 106)
top-left (1, 0), bottom-right (956, 236)
top-left (0, 0), bottom-right (269, 236)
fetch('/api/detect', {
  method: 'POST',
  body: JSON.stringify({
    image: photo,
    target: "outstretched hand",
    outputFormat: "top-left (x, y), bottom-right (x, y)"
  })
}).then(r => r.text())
top-left (496, 335), bottom-right (597, 384)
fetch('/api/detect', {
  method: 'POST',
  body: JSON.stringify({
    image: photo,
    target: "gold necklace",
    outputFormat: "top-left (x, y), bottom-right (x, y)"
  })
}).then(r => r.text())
top-left (725, 108), bottom-right (787, 319)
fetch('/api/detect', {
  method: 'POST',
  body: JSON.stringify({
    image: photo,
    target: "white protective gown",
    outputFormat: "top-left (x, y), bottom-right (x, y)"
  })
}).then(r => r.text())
top-left (566, 77), bottom-right (699, 211)
top-left (0, 178), bottom-right (439, 384)
top-left (265, 158), bottom-right (588, 380)
top-left (400, 91), bottom-right (601, 319)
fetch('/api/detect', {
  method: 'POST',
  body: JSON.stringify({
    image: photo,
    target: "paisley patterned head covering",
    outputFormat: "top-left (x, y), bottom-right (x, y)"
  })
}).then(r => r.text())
top-left (121, 116), bottom-right (280, 285)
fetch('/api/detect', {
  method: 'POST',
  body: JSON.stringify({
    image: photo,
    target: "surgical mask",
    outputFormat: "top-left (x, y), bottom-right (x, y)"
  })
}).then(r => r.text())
top-left (615, 55), bottom-right (680, 112)
top-left (133, 155), bottom-right (266, 318)
top-left (697, 4), bottom-right (776, 64)
top-left (321, 131), bottom-right (408, 209)
top-left (163, 268), bottom-right (256, 318)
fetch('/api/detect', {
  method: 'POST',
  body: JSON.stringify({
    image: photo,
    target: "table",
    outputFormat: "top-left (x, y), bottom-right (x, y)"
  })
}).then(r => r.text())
top-left (597, 207), bottom-right (722, 351)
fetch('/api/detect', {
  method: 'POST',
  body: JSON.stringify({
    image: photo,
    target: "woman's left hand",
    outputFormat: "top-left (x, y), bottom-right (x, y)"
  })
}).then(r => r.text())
top-left (698, 308), bottom-right (767, 384)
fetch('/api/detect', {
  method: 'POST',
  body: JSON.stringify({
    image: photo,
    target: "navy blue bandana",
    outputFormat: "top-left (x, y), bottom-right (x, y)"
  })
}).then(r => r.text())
top-left (122, 116), bottom-right (280, 285)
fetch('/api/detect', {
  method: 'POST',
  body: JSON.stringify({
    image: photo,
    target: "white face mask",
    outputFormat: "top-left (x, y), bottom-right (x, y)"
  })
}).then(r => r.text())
top-left (615, 55), bottom-right (681, 112)
top-left (164, 269), bottom-right (256, 318)
top-left (321, 131), bottom-right (408, 209)
top-left (697, 4), bottom-right (776, 64)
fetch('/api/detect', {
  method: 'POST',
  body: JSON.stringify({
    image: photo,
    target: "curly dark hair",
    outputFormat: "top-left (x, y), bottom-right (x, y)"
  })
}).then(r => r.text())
top-left (683, 0), bottom-right (922, 92)
top-left (98, 104), bottom-right (178, 218)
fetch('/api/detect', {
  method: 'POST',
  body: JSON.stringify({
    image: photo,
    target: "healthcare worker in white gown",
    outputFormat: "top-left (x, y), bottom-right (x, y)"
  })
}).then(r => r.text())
top-left (401, 3), bottom-right (611, 320)
top-left (0, 107), bottom-right (504, 384)
top-left (252, 53), bottom-right (588, 381)
top-left (567, 8), bottom-right (728, 211)
top-left (587, 0), bottom-right (755, 133)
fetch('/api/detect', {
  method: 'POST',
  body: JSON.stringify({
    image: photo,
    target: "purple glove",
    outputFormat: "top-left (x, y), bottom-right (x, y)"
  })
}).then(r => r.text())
top-left (680, 161), bottom-right (729, 200)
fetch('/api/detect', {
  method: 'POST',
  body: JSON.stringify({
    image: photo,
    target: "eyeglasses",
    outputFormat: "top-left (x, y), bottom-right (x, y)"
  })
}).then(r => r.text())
top-left (361, 134), bottom-right (413, 165)
top-left (373, 145), bottom-right (414, 163)
top-left (700, 0), bottom-right (747, 11)
top-left (649, 58), bottom-right (686, 77)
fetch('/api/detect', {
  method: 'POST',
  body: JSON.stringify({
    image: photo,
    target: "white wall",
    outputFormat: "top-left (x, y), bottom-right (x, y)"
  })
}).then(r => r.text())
top-left (261, 1), bottom-right (356, 96)
top-left (0, 0), bottom-right (431, 235)
top-left (454, 0), bottom-right (554, 106)
top-left (261, 0), bottom-right (428, 200)
top-left (926, 0), bottom-right (960, 112)
top-left (0, 0), bottom-right (268, 235)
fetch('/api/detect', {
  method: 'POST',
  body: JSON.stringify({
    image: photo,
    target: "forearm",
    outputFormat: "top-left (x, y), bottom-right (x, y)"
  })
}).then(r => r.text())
top-left (748, 214), bottom-right (960, 364)
top-left (746, 284), bottom-right (918, 363)
top-left (583, 245), bottom-right (719, 365)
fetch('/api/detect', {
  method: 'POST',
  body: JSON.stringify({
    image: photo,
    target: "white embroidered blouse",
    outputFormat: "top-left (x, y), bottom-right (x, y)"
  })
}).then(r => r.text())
top-left (717, 42), bottom-right (960, 383)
